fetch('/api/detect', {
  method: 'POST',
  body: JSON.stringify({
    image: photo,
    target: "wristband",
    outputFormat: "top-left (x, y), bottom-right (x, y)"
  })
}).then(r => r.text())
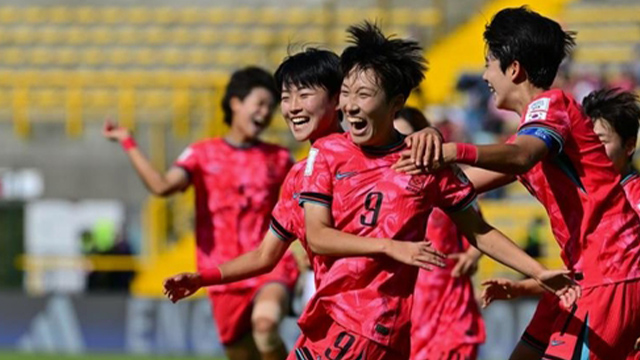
top-left (456, 143), bottom-right (479, 164)
top-left (120, 137), bottom-right (137, 151)
top-left (200, 266), bottom-right (222, 286)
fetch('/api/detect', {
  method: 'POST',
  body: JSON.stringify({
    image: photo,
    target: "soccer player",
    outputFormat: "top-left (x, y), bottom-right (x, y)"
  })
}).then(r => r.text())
top-left (295, 21), bottom-right (577, 360)
top-left (103, 67), bottom-right (299, 360)
top-left (481, 87), bottom-right (640, 360)
top-left (394, 108), bottom-right (486, 360)
top-left (161, 49), bottom-right (447, 357)
top-left (416, 7), bottom-right (640, 359)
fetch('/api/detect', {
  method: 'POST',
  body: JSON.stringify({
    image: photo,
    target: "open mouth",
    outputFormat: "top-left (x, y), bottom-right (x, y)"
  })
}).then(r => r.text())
top-left (252, 118), bottom-right (266, 129)
top-left (290, 116), bottom-right (310, 127)
top-left (348, 117), bottom-right (367, 131)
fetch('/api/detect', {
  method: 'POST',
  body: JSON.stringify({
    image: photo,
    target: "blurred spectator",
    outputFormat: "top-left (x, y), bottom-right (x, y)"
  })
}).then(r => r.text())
top-left (524, 217), bottom-right (545, 259)
top-left (83, 220), bottom-right (133, 292)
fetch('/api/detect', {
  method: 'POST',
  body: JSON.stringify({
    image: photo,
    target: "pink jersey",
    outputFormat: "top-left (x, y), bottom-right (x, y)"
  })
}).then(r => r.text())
top-left (622, 170), bottom-right (640, 216)
top-left (515, 89), bottom-right (640, 288)
top-left (299, 132), bottom-right (476, 356)
top-left (270, 159), bottom-right (331, 287)
top-left (410, 208), bottom-right (485, 359)
top-left (174, 138), bottom-right (298, 292)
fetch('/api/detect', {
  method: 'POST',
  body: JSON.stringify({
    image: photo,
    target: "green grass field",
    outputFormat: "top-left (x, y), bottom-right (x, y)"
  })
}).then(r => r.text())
top-left (0, 352), bottom-right (226, 360)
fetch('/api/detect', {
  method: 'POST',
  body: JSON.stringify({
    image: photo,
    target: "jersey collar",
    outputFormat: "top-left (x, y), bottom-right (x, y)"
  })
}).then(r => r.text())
top-left (621, 168), bottom-right (639, 186)
top-left (360, 132), bottom-right (406, 155)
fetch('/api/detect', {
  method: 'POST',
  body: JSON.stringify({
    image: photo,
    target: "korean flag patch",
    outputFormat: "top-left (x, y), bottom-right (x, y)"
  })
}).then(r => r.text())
top-left (525, 98), bottom-right (550, 123)
top-left (304, 148), bottom-right (319, 176)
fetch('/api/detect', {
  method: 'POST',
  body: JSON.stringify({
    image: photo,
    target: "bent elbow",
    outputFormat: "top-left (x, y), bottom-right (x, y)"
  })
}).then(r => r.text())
top-left (512, 153), bottom-right (536, 174)
top-left (306, 235), bottom-right (329, 255)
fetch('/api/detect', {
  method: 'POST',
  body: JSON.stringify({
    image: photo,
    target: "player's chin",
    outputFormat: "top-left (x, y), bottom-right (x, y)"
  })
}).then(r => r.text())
top-left (289, 125), bottom-right (313, 142)
top-left (348, 126), bottom-right (373, 145)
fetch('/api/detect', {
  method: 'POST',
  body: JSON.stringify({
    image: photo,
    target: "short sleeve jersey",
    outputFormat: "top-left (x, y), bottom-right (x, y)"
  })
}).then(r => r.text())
top-left (270, 160), bottom-right (332, 287)
top-left (174, 138), bottom-right (296, 291)
top-left (297, 132), bottom-right (476, 355)
top-left (622, 170), bottom-right (640, 217)
top-left (515, 89), bottom-right (640, 288)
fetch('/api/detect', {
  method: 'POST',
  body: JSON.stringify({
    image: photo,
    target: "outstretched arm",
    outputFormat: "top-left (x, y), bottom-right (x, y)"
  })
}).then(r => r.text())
top-left (480, 278), bottom-right (544, 308)
top-left (303, 202), bottom-right (446, 270)
top-left (463, 166), bottom-right (516, 194)
top-left (443, 135), bottom-right (549, 175)
top-left (163, 231), bottom-right (290, 303)
top-left (449, 206), bottom-right (579, 308)
top-left (103, 119), bottom-right (189, 196)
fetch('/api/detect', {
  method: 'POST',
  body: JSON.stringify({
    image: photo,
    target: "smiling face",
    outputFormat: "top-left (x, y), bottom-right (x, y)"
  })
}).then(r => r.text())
top-left (280, 84), bottom-right (339, 142)
top-left (229, 87), bottom-right (276, 140)
top-left (593, 118), bottom-right (635, 173)
top-left (482, 53), bottom-right (518, 112)
top-left (339, 68), bottom-right (403, 146)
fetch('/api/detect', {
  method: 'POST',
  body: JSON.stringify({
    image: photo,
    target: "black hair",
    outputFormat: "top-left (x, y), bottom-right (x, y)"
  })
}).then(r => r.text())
top-left (395, 106), bottom-right (430, 132)
top-left (582, 88), bottom-right (640, 145)
top-left (275, 48), bottom-right (342, 97)
top-left (484, 6), bottom-right (576, 88)
top-left (221, 66), bottom-right (280, 125)
top-left (340, 21), bottom-right (427, 101)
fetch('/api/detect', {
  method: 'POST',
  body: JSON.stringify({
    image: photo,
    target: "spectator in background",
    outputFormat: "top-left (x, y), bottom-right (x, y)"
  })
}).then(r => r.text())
top-left (82, 220), bottom-right (133, 292)
top-left (524, 217), bottom-right (545, 260)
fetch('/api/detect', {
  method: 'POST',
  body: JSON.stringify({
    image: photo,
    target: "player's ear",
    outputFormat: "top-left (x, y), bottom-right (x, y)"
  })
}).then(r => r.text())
top-left (230, 96), bottom-right (243, 113)
top-left (390, 94), bottom-right (406, 113)
top-left (509, 60), bottom-right (527, 83)
top-left (625, 137), bottom-right (637, 158)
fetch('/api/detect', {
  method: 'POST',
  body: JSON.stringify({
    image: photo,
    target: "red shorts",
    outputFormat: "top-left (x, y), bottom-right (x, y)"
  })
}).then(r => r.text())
top-left (542, 280), bottom-right (640, 360)
top-left (286, 321), bottom-right (403, 360)
top-left (521, 292), bottom-right (561, 354)
top-left (207, 281), bottom-right (290, 345)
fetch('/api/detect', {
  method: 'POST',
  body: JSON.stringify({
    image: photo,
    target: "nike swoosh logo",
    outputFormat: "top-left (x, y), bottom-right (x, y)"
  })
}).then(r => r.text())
top-left (550, 340), bottom-right (565, 347)
top-left (336, 171), bottom-right (358, 180)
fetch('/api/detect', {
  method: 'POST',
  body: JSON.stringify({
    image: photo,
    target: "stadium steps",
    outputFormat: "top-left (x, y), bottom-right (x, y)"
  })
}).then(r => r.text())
top-left (563, 3), bottom-right (640, 65)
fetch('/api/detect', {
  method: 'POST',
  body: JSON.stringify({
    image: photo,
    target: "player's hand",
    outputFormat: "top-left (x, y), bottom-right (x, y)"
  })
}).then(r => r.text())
top-left (536, 269), bottom-right (581, 309)
top-left (102, 118), bottom-right (132, 142)
top-left (449, 252), bottom-right (479, 278)
top-left (386, 240), bottom-right (446, 270)
top-left (163, 272), bottom-right (203, 303)
top-left (480, 278), bottom-right (522, 308)
top-left (634, 337), bottom-right (640, 351)
top-left (392, 127), bottom-right (443, 174)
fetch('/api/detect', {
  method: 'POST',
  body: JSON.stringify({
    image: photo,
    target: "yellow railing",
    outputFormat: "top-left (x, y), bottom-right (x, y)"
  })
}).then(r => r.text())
top-left (16, 254), bottom-right (143, 272)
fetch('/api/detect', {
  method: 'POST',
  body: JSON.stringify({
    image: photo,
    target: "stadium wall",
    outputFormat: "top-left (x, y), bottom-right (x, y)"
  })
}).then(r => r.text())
top-left (0, 292), bottom-right (538, 359)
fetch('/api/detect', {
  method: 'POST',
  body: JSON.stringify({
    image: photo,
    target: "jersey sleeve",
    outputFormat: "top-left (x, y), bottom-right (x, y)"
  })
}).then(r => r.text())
top-left (173, 145), bottom-right (199, 176)
top-left (517, 92), bottom-right (570, 155)
top-left (433, 165), bottom-right (477, 213)
top-left (270, 171), bottom-right (298, 243)
top-left (299, 146), bottom-right (333, 208)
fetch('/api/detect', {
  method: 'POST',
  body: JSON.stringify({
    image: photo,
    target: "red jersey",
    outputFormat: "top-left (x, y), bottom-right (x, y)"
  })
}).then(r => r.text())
top-left (270, 160), bottom-right (333, 289)
top-left (622, 170), bottom-right (640, 217)
top-left (298, 132), bottom-right (477, 356)
top-left (410, 207), bottom-right (485, 359)
top-left (174, 138), bottom-right (298, 292)
top-left (515, 89), bottom-right (640, 288)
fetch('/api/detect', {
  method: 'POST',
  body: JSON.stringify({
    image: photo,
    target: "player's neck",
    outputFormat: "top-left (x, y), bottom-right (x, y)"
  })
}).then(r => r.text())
top-left (225, 127), bottom-right (257, 147)
top-left (365, 126), bottom-right (402, 149)
top-left (309, 121), bottom-right (343, 145)
top-left (512, 84), bottom-right (548, 116)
